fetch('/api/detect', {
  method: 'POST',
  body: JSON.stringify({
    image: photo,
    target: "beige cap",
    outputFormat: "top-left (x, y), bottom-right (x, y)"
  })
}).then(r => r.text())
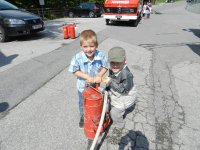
top-left (108, 47), bottom-right (126, 62)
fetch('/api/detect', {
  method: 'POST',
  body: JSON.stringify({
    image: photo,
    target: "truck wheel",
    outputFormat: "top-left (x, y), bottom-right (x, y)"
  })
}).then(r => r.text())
top-left (0, 26), bottom-right (8, 42)
top-left (138, 13), bottom-right (142, 21)
top-left (106, 19), bottom-right (110, 25)
top-left (131, 20), bottom-right (138, 27)
top-left (134, 20), bottom-right (138, 27)
top-left (89, 11), bottom-right (95, 18)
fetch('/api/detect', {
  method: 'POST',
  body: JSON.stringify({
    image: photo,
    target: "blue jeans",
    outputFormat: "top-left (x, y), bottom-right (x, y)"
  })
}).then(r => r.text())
top-left (78, 91), bottom-right (84, 117)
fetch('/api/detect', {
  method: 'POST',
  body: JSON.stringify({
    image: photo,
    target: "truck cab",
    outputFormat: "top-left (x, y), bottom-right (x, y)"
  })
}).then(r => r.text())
top-left (104, 0), bottom-right (143, 26)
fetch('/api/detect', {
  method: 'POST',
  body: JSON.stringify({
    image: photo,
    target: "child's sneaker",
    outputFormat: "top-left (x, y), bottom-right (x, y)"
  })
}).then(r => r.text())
top-left (79, 116), bottom-right (84, 128)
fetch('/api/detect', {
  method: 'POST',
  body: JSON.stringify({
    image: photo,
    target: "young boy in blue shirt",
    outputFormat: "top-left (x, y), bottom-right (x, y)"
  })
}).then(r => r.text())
top-left (68, 29), bottom-right (108, 128)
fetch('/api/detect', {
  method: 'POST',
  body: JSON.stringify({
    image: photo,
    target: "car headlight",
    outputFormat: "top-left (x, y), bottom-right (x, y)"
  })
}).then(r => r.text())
top-left (3, 18), bottom-right (25, 25)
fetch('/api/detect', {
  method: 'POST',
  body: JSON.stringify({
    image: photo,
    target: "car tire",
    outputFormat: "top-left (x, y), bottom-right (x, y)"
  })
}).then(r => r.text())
top-left (0, 26), bottom-right (8, 42)
top-left (89, 11), bottom-right (95, 18)
top-left (106, 19), bottom-right (110, 25)
top-left (69, 12), bottom-right (74, 18)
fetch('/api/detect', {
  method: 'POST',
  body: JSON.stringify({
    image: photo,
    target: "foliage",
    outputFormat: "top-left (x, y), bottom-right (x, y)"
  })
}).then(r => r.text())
top-left (154, 0), bottom-right (166, 4)
top-left (5, 0), bottom-right (106, 20)
top-left (89, 0), bottom-right (105, 5)
top-left (6, 0), bottom-right (105, 8)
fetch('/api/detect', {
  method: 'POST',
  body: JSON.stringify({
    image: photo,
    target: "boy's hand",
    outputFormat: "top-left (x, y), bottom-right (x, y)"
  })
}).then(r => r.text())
top-left (86, 76), bottom-right (101, 84)
top-left (102, 77), bottom-right (110, 83)
top-left (86, 76), bottom-right (94, 83)
top-left (94, 76), bottom-right (102, 83)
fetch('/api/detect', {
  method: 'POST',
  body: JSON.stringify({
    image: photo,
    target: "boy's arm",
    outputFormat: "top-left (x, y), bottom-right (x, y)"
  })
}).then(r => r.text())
top-left (73, 71), bottom-right (89, 80)
top-left (96, 67), bottom-right (108, 77)
top-left (74, 67), bottom-right (108, 80)
top-left (74, 71), bottom-right (95, 83)
top-left (95, 67), bottom-right (108, 83)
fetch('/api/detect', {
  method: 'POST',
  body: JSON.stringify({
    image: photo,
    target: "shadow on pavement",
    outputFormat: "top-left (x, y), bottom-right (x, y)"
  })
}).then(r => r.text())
top-left (154, 11), bottom-right (163, 15)
top-left (0, 102), bottom-right (9, 112)
top-left (189, 28), bottom-right (200, 38)
top-left (183, 28), bottom-right (200, 38)
top-left (13, 31), bottom-right (59, 41)
top-left (119, 130), bottom-right (149, 150)
top-left (95, 104), bottom-right (141, 150)
top-left (187, 44), bottom-right (200, 56)
top-left (107, 19), bottom-right (142, 27)
top-left (0, 51), bottom-right (18, 67)
top-left (97, 128), bottom-right (149, 150)
top-left (184, 28), bottom-right (200, 56)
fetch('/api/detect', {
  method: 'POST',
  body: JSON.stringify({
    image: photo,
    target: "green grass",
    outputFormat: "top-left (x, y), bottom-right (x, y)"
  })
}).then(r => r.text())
top-left (155, 0), bottom-right (166, 5)
top-left (155, 0), bottom-right (184, 4)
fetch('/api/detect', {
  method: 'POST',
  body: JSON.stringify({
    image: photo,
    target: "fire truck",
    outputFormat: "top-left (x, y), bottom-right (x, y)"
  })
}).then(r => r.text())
top-left (104, 0), bottom-right (143, 26)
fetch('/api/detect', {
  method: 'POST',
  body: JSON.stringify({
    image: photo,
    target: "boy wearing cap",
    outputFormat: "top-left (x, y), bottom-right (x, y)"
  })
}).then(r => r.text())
top-left (103, 47), bottom-right (137, 143)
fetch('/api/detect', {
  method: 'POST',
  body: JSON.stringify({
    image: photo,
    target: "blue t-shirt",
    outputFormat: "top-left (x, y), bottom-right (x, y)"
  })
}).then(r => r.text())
top-left (68, 50), bottom-right (108, 92)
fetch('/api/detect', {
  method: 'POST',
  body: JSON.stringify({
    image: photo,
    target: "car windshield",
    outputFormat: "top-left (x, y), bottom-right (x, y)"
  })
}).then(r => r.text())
top-left (95, 3), bottom-right (101, 8)
top-left (0, 0), bottom-right (18, 10)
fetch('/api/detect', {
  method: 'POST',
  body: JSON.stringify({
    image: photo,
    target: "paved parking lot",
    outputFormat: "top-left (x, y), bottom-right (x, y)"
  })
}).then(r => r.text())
top-left (0, 17), bottom-right (107, 73)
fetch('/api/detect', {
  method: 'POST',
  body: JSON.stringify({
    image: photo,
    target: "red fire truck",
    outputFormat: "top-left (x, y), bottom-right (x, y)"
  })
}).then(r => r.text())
top-left (104, 0), bottom-right (143, 26)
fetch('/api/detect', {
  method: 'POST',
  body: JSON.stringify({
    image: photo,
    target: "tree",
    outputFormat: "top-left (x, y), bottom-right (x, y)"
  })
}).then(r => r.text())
top-left (7, 0), bottom-right (105, 9)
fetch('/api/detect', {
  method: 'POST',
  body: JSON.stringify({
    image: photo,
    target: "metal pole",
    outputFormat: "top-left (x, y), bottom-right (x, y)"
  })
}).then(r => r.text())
top-left (41, 5), bottom-right (44, 18)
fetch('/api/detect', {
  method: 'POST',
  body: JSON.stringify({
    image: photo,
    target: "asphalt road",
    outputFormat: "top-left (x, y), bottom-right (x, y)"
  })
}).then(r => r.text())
top-left (0, 17), bottom-right (108, 113)
top-left (0, 1), bottom-right (200, 150)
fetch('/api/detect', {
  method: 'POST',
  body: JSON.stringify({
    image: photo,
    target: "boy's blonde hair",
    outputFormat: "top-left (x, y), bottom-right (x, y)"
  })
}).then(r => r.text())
top-left (80, 29), bottom-right (98, 47)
